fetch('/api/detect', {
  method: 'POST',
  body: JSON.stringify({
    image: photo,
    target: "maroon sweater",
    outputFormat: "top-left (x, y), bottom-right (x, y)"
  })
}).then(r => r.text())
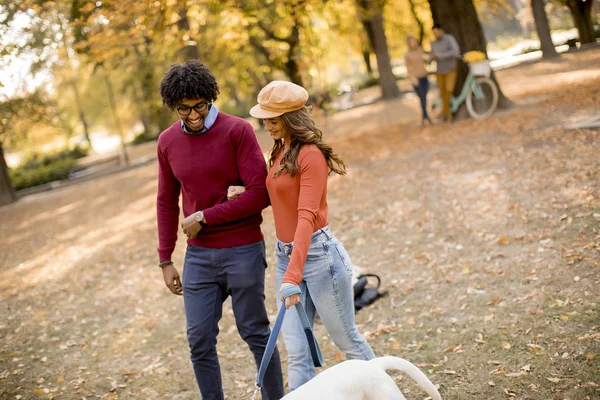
top-left (156, 113), bottom-right (269, 261)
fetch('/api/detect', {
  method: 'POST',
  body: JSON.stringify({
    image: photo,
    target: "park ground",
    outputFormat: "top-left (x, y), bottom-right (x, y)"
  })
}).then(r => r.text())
top-left (0, 49), bottom-right (599, 400)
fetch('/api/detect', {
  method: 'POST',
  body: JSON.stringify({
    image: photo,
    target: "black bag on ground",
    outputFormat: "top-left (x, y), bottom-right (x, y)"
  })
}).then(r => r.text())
top-left (353, 274), bottom-right (388, 312)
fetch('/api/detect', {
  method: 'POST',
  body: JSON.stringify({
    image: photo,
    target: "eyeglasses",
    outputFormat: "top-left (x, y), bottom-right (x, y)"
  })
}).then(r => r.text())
top-left (176, 101), bottom-right (210, 116)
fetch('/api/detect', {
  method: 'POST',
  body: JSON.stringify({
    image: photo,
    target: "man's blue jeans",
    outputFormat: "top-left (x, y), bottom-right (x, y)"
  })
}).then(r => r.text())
top-left (182, 240), bottom-right (284, 400)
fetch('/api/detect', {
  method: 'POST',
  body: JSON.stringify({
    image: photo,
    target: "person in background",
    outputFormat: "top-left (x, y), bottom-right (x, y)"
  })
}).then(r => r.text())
top-left (404, 35), bottom-right (432, 126)
top-left (430, 24), bottom-right (460, 122)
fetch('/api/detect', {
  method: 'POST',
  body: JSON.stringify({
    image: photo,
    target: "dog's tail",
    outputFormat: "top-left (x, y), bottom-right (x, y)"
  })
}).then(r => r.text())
top-left (368, 356), bottom-right (442, 400)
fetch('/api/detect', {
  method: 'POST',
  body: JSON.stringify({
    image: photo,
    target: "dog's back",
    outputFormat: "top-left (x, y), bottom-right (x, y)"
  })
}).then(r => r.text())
top-left (282, 356), bottom-right (441, 400)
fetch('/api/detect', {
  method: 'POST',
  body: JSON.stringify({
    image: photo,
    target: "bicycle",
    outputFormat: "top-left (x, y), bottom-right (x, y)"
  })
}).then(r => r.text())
top-left (450, 51), bottom-right (499, 120)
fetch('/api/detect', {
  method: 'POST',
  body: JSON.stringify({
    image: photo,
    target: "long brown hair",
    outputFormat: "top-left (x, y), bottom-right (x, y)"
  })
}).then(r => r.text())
top-left (268, 108), bottom-right (346, 178)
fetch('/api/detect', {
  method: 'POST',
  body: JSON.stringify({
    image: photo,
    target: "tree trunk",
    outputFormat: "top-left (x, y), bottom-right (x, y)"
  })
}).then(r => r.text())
top-left (285, 55), bottom-right (304, 87)
top-left (357, 0), bottom-right (401, 99)
top-left (285, 10), bottom-right (304, 87)
top-left (408, 0), bottom-right (426, 44)
top-left (103, 73), bottom-right (130, 166)
top-left (359, 15), bottom-right (375, 75)
top-left (362, 51), bottom-right (373, 75)
top-left (531, 0), bottom-right (560, 59)
top-left (428, 0), bottom-right (513, 110)
top-left (71, 81), bottom-right (93, 147)
top-left (176, 0), bottom-right (200, 61)
top-left (0, 142), bottom-right (17, 207)
top-left (566, 0), bottom-right (596, 45)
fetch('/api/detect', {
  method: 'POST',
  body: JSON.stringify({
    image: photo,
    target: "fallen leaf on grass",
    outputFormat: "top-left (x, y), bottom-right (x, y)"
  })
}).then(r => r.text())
top-left (443, 344), bottom-right (463, 353)
top-left (528, 384), bottom-right (539, 392)
top-left (526, 343), bottom-right (544, 352)
top-left (488, 297), bottom-right (502, 306)
top-left (578, 333), bottom-right (600, 342)
top-left (546, 377), bottom-right (560, 383)
top-left (496, 237), bottom-right (510, 245)
top-left (441, 370), bottom-right (457, 375)
top-left (501, 341), bottom-right (512, 350)
top-left (521, 364), bottom-right (531, 372)
top-left (586, 353), bottom-right (597, 360)
top-left (582, 382), bottom-right (599, 388)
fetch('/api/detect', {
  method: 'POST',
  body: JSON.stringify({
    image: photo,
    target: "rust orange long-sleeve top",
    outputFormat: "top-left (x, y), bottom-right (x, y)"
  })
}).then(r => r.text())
top-left (266, 144), bottom-right (329, 285)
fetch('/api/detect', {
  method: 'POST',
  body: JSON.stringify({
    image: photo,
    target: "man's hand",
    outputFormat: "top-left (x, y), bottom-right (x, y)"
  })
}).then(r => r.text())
top-left (162, 264), bottom-right (183, 295)
top-left (181, 211), bottom-right (203, 239)
top-left (227, 185), bottom-right (246, 200)
top-left (280, 283), bottom-right (300, 309)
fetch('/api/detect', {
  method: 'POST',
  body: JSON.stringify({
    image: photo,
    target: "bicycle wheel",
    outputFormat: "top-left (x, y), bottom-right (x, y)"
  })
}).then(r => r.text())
top-left (466, 76), bottom-right (499, 120)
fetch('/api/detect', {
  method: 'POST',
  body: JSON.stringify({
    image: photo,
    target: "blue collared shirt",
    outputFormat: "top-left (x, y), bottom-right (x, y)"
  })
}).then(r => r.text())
top-left (181, 104), bottom-right (219, 134)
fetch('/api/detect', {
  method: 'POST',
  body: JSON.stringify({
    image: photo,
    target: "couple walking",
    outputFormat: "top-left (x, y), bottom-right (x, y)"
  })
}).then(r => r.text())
top-left (405, 24), bottom-right (461, 124)
top-left (156, 61), bottom-right (374, 399)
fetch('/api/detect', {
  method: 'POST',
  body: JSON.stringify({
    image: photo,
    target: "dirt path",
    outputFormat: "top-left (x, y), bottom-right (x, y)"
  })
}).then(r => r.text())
top-left (1, 50), bottom-right (599, 400)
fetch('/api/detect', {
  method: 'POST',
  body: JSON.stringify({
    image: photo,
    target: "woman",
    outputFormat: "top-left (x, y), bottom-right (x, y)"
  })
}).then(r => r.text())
top-left (234, 81), bottom-right (375, 391)
top-left (404, 35), bottom-right (432, 126)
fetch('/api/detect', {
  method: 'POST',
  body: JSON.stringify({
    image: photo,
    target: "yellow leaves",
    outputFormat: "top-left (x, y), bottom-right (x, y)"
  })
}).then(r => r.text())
top-left (443, 344), bottom-right (464, 353)
top-left (496, 236), bottom-right (509, 245)
top-left (577, 333), bottom-right (600, 342)
top-left (559, 315), bottom-right (569, 321)
top-left (546, 377), bottom-right (560, 383)
top-left (57, 376), bottom-right (64, 383)
top-left (585, 353), bottom-right (597, 361)
top-left (501, 341), bottom-right (511, 350)
top-left (487, 297), bottom-right (501, 306)
top-left (526, 343), bottom-right (544, 355)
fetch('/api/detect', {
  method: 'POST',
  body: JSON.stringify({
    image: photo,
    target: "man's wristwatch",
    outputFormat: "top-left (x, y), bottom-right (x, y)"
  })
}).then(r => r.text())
top-left (159, 260), bottom-right (173, 268)
top-left (194, 210), bottom-right (207, 227)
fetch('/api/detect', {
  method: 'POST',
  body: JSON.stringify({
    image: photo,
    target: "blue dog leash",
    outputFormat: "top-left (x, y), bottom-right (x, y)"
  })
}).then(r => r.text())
top-left (253, 284), bottom-right (324, 398)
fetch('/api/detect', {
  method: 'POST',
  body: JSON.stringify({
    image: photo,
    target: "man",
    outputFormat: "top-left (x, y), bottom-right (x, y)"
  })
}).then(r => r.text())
top-left (156, 60), bottom-right (284, 400)
top-left (430, 23), bottom-right (460, 122)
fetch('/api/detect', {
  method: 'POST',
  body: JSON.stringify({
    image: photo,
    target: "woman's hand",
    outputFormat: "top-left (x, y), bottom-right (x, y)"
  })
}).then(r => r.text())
top-left (227, 185), bottom-right (246, 200)
top-left (280, 283), bottom-right (300, 309)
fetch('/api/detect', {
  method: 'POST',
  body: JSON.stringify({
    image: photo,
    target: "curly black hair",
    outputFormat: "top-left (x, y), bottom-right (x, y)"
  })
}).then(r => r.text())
top-left (159, 60), bottom-right (220, 109)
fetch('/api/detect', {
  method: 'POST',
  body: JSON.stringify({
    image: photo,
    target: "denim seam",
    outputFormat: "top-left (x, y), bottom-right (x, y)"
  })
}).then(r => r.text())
top-left (329, 249), bottom-right (372, 361)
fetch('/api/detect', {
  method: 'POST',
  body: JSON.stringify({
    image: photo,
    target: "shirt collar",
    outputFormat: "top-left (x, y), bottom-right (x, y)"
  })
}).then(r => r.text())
top-left (181, 104), bottom-right (219, 134)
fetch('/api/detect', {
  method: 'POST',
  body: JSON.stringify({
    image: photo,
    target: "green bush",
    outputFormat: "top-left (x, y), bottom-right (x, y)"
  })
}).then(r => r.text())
top-left (9, 145), bottom-right (89, 191)
top-left (130, 131), bottom-right (159, 145)
top-left (10, 157), bottom-right (77, 190)
top-left (21, 145), bottom-right (89, 169)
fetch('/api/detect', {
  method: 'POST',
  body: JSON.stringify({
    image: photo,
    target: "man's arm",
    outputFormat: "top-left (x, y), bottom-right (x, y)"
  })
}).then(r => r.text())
top-left (156, 142), bottom-right (181, 262)
top-left (202, 123), bottom-right (269, 225)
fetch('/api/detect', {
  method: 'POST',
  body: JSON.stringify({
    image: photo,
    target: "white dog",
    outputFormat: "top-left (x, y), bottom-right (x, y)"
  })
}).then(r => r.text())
top-left (281, 356), bottom-right (442, 400)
